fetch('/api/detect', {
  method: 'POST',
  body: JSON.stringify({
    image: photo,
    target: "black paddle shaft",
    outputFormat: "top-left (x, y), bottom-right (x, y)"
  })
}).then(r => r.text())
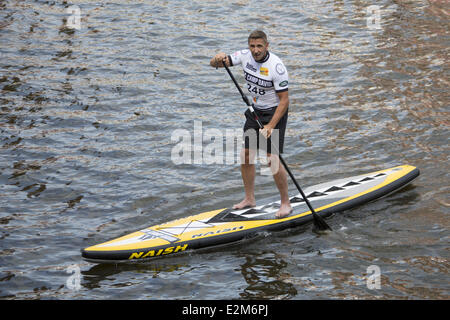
top-left (222, 60), bottom-right (331, 231)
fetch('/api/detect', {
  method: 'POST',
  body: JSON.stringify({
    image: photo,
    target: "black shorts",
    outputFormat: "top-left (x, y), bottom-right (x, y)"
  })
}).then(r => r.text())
top-left (243, 106), bottom-right (288, 154)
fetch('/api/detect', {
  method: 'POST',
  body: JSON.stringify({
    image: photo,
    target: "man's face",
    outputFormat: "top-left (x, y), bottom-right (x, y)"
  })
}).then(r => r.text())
top-left (248, 38), bottom-right (269, 61)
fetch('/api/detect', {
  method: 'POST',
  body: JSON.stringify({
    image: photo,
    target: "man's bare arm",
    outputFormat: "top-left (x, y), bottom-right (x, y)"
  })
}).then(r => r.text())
top-left (210, 52), bottom-right (230, 68)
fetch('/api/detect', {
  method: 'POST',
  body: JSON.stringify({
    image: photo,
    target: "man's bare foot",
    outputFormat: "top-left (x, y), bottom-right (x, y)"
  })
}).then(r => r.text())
top-left (275, 204), bottom-right (293, 219)
top-left (232, 199), bottom-right (256, 210)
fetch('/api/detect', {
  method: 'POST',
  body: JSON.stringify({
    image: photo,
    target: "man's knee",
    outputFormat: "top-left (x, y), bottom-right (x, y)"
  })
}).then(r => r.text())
top-left (240, 148), bottom-right (256, 165)
top-left (266, 153), bottom-right (281, 174)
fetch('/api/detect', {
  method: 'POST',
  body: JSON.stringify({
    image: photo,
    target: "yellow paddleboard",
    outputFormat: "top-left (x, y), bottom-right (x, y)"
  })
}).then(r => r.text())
top-left (81, 165), bottom-right (419, 263)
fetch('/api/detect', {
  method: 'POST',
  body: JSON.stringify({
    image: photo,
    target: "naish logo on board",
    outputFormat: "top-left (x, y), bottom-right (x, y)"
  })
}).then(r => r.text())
top-left (128, 244), bottom-right (188, 260)
top-left (191, 226), bottom-right (244, 239)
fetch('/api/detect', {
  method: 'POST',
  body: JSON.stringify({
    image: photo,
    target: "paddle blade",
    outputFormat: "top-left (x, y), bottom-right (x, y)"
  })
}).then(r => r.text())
top-left (312, 212), bottom-right (332, 234)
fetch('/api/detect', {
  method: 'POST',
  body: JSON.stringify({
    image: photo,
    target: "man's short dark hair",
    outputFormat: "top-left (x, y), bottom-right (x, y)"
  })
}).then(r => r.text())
top-left (248, 30), bottom-right (268, 44)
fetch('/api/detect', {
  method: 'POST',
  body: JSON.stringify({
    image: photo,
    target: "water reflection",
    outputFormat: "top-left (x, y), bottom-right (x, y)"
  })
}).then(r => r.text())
top-left (238, 251), bottom-right (297, 299)
top-left (82, 261), bottom-right (188, 291)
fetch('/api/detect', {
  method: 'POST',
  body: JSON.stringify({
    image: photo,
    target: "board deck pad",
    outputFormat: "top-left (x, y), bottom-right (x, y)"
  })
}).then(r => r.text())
top-left (81, 165), bottom-right (420, 263)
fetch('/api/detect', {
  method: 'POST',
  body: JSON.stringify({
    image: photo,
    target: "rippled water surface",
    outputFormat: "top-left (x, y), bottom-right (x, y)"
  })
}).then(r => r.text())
top-left (0, 0), bottom-right (448, 299)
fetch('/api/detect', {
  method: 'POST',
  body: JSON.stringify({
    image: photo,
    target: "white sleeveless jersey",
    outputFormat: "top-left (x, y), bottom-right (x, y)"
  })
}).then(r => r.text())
top-left (229, 49), bottom-right (288, 110)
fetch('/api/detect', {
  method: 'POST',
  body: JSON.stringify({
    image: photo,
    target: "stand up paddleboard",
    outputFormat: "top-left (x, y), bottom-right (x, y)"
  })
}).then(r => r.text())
top-left (81, 165), bottom-right (419, 263)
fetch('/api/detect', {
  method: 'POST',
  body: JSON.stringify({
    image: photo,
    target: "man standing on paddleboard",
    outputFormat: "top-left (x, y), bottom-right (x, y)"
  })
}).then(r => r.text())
top-left (210, 30), bottom-right (292, 218)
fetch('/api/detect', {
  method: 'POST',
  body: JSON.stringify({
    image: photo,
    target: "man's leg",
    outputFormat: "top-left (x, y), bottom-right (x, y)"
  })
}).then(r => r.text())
top-left (233, 148), bottom-right (257, 209)
top-left (267, 153), bottom-right (292, 218)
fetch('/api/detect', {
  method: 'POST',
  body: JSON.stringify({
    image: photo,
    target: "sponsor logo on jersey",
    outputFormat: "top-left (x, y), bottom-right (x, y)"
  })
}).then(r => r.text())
top-left (244, 71), bottom-right (274, 88)
top-left (260, 67), bottom-right (269, 76)
top-left (246, 62), bottom-right (257, 72)
top-left (275, 63), bottom-right (286, 75)
top-left (279, 80), bottom-right (288, 87)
